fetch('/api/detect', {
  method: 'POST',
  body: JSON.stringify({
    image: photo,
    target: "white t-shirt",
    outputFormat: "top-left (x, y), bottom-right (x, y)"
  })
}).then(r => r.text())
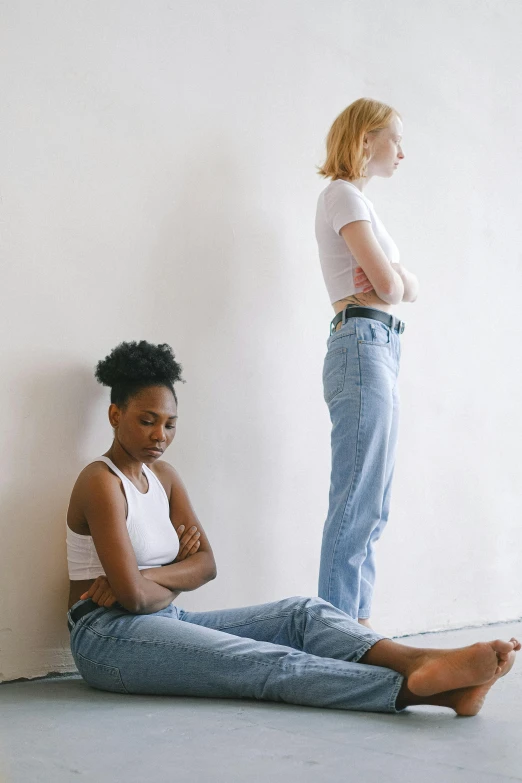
top-left (315, 179), bottom-right (399, 304)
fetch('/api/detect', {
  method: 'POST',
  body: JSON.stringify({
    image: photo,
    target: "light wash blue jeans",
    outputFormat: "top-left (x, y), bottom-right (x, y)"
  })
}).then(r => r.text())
top-left (319, 316), bottom-right (401, 619)
top-left (68, 595), bottom-right (403, 713)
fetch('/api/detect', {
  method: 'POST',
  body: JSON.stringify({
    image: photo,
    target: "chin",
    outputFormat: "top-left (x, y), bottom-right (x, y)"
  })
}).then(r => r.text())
top-left (142, 452), bottom-right (162, 464)
top-left (376, 168), bottom-right (395, 179)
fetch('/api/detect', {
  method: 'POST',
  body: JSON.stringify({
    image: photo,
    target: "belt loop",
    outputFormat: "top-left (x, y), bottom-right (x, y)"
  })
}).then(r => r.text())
top-left (341, 306), bottom-right (347, 326)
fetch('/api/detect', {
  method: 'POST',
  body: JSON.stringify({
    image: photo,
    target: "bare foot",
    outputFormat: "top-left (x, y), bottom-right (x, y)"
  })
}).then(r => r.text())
top-left (449, 648), bottom-right (518, 716)
top-left (397, 648), bottom-right (517, 715)
top-left (494, 637), bottom-right (521, 675)
top-left (407, 639), bottom-right (518, 697)
top-left (358, 618), bottom-right (373, 629)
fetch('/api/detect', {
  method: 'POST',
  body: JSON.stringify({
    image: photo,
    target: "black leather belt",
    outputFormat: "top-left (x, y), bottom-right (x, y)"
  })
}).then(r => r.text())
top-left (67, 598), bottom-right (98, 631)
top-left (330, 306), bottom-right (406, 336)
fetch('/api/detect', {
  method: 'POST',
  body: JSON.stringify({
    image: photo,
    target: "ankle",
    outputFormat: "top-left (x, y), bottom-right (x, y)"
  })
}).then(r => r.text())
top-left (402, 648), bottom-right (428, 679)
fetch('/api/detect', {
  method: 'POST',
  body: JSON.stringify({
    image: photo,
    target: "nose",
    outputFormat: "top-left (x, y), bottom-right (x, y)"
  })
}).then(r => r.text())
top-left (398, 146), bottom-right (405, 159)
top-left (151, 426), bottom-right (167, 443)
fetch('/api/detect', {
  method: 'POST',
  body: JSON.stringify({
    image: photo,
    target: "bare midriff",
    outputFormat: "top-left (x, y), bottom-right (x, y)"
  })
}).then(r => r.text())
top-left (333, 291), bottom-right (393, 316)
top-left (67, 507), bottom-right (97, 608)
top-left (66, 461), bottom-right (127, 610)
top-left (68, 579), bottom-right (95, 610)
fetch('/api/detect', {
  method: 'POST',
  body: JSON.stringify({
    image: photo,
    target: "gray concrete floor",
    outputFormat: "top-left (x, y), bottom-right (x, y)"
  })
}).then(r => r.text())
top-left (1, 621), bottom-right (522, 783)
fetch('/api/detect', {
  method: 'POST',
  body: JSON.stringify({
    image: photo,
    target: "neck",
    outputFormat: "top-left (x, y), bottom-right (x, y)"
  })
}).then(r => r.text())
top-left (347, 175), bottom-right (372, 192)
top-left (106, 438), bottom-right (144, 481)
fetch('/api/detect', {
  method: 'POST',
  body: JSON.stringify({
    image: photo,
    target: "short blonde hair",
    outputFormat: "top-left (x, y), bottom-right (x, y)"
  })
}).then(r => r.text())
top-left (318, 98), bottom-right (399, 181)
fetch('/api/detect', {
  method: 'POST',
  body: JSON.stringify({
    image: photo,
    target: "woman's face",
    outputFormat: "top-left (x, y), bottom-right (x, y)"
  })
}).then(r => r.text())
top-left (364, 114), bottom-right (404, 178)
top-left (109, 385), bottom-right (178, 464)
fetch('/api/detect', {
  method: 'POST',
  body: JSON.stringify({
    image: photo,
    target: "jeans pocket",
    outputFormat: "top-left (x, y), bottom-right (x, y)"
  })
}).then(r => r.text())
top-left (323, 347), bottom-right (347, 403)
top-left (76, 653), bottom-right (128, 694)
top-left (358, 321), bottom-right (390, 346)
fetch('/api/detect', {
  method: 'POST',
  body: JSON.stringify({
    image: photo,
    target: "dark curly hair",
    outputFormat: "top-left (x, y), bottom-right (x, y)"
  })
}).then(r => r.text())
top-left (95, 341), bottom-right (183, 407)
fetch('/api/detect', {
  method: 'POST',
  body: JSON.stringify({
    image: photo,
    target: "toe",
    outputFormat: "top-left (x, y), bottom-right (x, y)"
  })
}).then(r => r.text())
top-left (491, 639), bottom-right (516, 655)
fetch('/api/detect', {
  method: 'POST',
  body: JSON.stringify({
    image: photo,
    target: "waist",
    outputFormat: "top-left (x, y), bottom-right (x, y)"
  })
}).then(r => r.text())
top-left (333, 291), bottom-right (393, 315)
top-left (331, 305), bottom-right (405, 335)
top-left (67, 598), bottom-right (100, 631)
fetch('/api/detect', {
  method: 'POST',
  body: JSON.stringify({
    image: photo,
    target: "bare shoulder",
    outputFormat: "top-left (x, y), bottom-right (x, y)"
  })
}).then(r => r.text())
top-left (75, 459), bottom-right (115, 484)
top-left (71, 460), bottom-right (123, 501)
top-left (68, 461), bottom-right (125, 532)
top-left (151, 459), bottom-right (181, 491)
top-left (151, 460), bottom-right (187, 498)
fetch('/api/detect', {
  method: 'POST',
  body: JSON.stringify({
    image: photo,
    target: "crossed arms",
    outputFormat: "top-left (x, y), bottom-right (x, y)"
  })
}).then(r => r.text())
top-left (341, 221), bottom-right (419, 304)
top-left (75, 461), bottom-right (216, 614)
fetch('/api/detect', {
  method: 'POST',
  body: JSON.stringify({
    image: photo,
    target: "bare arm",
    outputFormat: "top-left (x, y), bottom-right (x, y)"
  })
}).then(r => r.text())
top-left (391, 262), bottom-right (419, 302)
top-left (340, 221), bottom-right (404, 305)
top-left (141, 463), bottom-right (216, 592)
top-left (78, 467), bottom-right (177, 614)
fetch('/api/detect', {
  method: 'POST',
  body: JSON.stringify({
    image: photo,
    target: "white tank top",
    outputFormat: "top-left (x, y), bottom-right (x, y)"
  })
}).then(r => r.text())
top-left (66, 457), bottom-right (179, 580)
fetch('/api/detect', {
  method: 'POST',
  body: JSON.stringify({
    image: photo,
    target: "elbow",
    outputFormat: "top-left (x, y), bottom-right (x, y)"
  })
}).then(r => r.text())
top-left (377, 275), bottom-right (405, 305)
top-left (202, 552), bottom-right (217, 584)
top-left (206, 558), bottom-right (218, 583)
top-left (117, 586), bottom-right (147, 614)
top-left (377, 286), bottom-right (403, 305)
top-left (408, 282), bottom-right (419, 303)
top-left (119, 595), bottom-right (143, 614)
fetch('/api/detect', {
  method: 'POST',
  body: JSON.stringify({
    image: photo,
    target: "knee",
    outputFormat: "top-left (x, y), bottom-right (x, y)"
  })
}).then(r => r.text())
top-left (287, 595), bottom-right (332, 613)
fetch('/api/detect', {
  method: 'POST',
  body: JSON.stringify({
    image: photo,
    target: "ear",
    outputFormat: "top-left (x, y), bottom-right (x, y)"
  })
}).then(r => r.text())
top-left (108, 403), bottom-right (121, 429)
top-left (362, 133), bottom-right (370, 150)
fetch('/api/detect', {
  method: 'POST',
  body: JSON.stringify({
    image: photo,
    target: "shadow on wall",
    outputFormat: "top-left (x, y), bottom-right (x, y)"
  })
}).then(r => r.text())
top-left (144, 137), bottom-right (286, 606)
top-left (0, 362), bottom-right (101, 678)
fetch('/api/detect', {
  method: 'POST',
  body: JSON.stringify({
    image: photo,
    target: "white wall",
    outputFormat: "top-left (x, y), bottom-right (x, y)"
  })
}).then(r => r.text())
top-left (1, 0), bottom-right (522, 681)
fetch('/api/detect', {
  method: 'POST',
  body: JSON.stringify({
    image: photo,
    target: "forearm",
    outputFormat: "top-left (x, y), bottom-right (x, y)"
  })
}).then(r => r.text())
top-left (131, 577), bottom-right (178, 614)
top-left (141, 552), bottom-right (217, 593)
top-left (392, 263), bottom-right (418, 303)
top-left (401, 270), bottom-right (419, 302)
top-left (375, 269), bottom-right (404, 305)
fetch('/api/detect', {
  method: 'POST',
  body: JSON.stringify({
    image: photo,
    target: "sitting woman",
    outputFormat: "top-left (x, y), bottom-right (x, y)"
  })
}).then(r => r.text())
top-left (67, 340), bottom-right (519, 715)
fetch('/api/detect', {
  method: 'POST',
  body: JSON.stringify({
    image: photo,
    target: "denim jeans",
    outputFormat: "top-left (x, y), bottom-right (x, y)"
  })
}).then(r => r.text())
top-left (318, 316), bottom-right (401, 619)
top-left (68, 595), bottom-right (403, 713)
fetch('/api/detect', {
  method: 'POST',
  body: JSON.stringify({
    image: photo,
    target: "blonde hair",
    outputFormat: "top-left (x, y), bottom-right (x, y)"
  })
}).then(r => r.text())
top-left (318, 98), bottom-right (399, 181)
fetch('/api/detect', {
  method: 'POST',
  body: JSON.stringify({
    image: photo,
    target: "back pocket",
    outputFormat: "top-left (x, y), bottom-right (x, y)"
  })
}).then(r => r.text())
top-left (76, 653), bottom-right (128, 694)
top-left (323, 347), bottom-right (347, 403)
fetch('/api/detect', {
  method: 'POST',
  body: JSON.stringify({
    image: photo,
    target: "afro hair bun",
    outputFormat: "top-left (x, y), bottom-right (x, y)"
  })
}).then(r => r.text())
top-left (95, 341), bottom-right (183, 389)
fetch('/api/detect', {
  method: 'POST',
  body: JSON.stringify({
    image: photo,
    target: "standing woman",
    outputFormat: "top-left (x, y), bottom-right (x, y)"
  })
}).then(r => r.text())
top-left (316, 98), bottom-right (419, 625)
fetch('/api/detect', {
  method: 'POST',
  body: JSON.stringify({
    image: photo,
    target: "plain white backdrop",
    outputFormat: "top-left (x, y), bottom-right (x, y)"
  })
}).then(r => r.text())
top-left (1, 0), bottom-right (522, 680)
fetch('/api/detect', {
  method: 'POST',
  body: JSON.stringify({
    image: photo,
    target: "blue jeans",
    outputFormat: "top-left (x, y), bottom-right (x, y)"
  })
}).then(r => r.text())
top-left (319, 316), bottom-right (401, 619)
top-left (68, 595), bottom-right (403, 713)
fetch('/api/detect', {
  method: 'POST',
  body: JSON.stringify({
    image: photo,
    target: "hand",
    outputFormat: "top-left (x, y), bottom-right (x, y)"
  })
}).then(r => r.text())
top-left (80, 575), bottom-right (118, 607)
top-left (354, 267), bottom-right (374, 293)
top-left (175, 524), bottom-right (201, 561)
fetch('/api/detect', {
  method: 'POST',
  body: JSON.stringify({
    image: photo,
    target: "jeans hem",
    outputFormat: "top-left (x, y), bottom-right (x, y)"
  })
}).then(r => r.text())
top-left (388, 672), bottom-right (405, 713)
top-left (351, 634), bottom-right (386, 664)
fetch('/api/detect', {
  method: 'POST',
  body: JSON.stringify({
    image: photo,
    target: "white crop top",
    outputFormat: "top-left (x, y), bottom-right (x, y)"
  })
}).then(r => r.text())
top-left (315, 179), bottom-right (400, 303)
top-left (66, 456), bottom-right (179, 580)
